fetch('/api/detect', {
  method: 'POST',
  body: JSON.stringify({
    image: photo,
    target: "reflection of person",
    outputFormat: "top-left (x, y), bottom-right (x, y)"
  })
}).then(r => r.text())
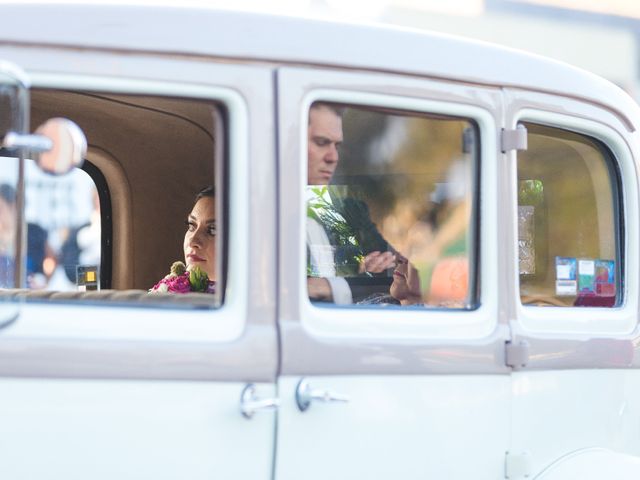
top-left (0, 184), bottom-right (16, 287)
top-left (77, 190), bottom-right (101, 266)
top-left (0, 184), bottom-right (16, 254)
top-left (306, 103), bottom-right (395, 304)
top-left (26, 222), bottom-right (48, 289)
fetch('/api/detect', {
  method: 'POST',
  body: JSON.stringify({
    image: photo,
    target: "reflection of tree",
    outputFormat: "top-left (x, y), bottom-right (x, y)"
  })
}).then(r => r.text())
top-left (307, 186), bottom-right (388, 276)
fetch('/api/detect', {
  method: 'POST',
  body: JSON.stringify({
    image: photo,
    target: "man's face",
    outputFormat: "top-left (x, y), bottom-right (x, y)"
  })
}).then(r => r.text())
top-left (307, 105), bottom-right (343, 185)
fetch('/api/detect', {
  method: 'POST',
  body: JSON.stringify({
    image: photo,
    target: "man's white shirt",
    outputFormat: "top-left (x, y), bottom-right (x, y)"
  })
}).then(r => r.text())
top-left (306, 201), bottom-right (353, 305)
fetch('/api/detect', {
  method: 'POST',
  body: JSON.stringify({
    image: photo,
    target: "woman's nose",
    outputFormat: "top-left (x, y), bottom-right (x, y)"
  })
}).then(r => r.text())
top-left (189, 229), bottom-right (204, 248)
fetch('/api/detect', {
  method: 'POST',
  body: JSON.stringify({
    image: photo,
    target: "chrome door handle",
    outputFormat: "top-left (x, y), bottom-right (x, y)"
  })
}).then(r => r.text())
top-left (240, 383), bottom-right (280, 419)
top-left (295, 378), bottom-right (350, 412)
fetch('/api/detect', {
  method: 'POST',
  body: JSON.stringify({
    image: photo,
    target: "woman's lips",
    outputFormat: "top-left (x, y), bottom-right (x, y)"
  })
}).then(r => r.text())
top-left (393, 270), bottom-right (405, 279)
top-left (187, 253), bottom-right (205, 262)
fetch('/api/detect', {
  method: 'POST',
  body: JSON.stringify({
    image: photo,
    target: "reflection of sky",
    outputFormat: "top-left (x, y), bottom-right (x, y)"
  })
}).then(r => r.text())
top-left (0, 157), bottom-right (95, 232)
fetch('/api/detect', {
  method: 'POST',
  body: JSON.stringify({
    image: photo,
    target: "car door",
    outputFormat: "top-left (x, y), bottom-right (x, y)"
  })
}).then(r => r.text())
top-left (504, 88), bottom-right (640, 477)
top-left (276, 67), bottom-right (511, 479)
top-left (0, 51), bottom-right (277, 479)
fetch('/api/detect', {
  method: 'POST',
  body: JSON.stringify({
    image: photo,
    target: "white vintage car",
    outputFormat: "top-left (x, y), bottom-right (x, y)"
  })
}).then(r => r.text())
top-left (0, 3), bottom-right (639, 479)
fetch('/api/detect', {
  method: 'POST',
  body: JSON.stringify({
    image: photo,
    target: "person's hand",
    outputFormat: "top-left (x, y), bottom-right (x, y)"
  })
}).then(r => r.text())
top-left (359, 251), bottom-right (396, 274)
top-left (307, 277), bottom-right (332, 301)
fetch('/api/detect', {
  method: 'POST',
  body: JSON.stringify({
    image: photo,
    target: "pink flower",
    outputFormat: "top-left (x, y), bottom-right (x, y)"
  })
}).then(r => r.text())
top-left (149, 262), bottom-right (215, 295)
top-left (150, 272), bottom-right (191, 294)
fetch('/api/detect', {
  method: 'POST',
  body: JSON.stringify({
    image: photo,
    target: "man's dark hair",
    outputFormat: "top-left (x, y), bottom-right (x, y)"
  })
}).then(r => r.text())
top-left (309, 102), bottom-right (345, 122)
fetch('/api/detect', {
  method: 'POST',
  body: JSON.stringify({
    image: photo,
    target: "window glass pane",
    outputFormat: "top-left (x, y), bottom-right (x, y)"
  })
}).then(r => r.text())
top-left (0, 90), bottom-right (223, 308)
top-left (306, 102), bottom-right (478, 309)
top-left (518, 123), bottom-right (620, 307)
top-left (0, 78), bottom-right (22, 289)
top-left (0, 156), bottom-right (19, 288)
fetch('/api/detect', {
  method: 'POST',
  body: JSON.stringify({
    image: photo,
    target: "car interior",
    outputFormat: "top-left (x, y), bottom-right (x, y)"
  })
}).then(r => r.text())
top-left (1, 89), bottom-right (221, 306)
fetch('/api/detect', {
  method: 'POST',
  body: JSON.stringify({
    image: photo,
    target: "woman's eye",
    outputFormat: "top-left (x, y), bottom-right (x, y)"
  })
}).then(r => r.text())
top-left (185, 220), bottom-right (196, 232)
top-left (207, 226), bottom-right (217, 236)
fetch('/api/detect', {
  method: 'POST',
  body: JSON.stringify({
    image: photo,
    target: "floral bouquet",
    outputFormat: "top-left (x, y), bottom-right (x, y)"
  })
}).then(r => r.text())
top-left (149, 261), bottom-right (215, 294)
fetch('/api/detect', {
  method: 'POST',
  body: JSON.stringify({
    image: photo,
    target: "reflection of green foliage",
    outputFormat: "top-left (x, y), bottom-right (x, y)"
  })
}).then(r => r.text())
top-left (308, 186), bottom-right (358, 247)
top-left (307, 186), bottom-right (364, 276)
top-left (518, 179), bottom-right (544, 206)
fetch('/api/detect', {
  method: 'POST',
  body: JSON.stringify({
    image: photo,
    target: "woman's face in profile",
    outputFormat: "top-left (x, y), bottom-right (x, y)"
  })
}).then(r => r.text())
top-left (390, 257), bottom-right (421, 304)
top-left (183, 196), bottom-right (216, 280)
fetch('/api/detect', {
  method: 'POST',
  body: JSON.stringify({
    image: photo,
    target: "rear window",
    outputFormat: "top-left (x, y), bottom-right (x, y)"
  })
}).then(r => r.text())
top-left (517, 123), bottom-right (621, 307)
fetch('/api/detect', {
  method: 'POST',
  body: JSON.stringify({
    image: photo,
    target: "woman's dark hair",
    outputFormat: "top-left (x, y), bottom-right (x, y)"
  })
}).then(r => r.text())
top-left (195, 185), bottom-right (215, 204)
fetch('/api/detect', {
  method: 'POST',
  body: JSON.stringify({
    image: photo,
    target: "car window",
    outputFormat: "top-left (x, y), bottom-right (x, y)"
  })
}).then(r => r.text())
top-left (517, 123), bottom-right (621, 307)
top-left (0, 90), bottom-right (224, 308)
top-left (306, 102), bottom-right (479, 309)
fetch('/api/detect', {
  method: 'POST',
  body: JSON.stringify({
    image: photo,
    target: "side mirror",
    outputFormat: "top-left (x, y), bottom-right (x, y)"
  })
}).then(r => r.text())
top-left (3, 118), bottom-right (86, 174)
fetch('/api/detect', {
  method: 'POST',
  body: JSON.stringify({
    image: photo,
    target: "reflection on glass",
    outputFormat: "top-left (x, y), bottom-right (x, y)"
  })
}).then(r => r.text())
top-left (306, 102), bottom-right (478, 309)
top-left (518, 123), bottom-right (619, 307)
top-left (0, 160), bottom-right (18, 288)
top-left (0, 77), bottom-right (22, 290)
top-left (0, 157), bottom-right (100, 291)
top-left (0, 80), bottom-right (20, 141)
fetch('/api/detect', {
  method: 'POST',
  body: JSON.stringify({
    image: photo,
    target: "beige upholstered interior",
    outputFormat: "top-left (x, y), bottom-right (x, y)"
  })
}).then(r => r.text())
top-left (30, 90), bottom-right (217, 290)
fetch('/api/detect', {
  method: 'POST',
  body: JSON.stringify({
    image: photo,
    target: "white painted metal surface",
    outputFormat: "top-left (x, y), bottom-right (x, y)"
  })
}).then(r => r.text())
top-left (275, 375), bottom-right (510, 479)
top-left (0, 16), bottom-right (279, 479)
top-left (536, 448), bottom-right (640, 479)
top-left (0, 379), bottom-right (276, 480)
top-left (511, 370), bottom-right (640, 478)
top-left (0, 2), bottom-right (634, 126)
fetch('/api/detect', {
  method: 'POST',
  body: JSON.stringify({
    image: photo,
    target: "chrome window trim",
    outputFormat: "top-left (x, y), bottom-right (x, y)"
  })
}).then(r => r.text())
top-left (298, 89), bottom-right (499, 341)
